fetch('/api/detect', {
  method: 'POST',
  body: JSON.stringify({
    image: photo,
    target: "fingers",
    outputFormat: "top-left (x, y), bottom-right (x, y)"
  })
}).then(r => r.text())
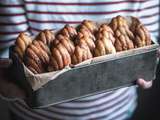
top-left (137, 78), bottom-right (152, 89)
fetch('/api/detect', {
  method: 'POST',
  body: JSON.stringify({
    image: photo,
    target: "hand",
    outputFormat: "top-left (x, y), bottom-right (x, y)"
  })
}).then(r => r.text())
top-left (137, 78), bottom-right (152, 89)
top-left (137, 48), bottom-right (160, 89)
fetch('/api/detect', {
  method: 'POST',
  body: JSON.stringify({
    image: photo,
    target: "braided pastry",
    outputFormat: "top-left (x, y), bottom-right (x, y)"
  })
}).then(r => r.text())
top-left (80, 20), bottom-right (97, 34)
top-left (48, 43), bottom-right (71, 71)
top-left (109, 15), bottom-right (134, 51)
top-left (15, 16), bottom-right (152, 74)
top-left (75, 25), bottom-right (96, 52)
top-left (53, 35), bottom-right (75, 55)
top-left (94, 24), bottom-right (116, 57)
top-left (36, 29), bottom-right (55, 47)
top-left (14, 33), bottom-right (32, 60)
top-left (72, 40), bottom-right (93, 65)
top-left (58, 24), bottom-right (77, 40)
top-left (131, 17), bottom-right (151, 47)
top-left (25, 41), bottom-right (50, 74)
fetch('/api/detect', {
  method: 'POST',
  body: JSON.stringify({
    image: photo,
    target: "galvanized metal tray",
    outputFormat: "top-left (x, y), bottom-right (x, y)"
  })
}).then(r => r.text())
top-left (9, 42), bottom-right (159, 108)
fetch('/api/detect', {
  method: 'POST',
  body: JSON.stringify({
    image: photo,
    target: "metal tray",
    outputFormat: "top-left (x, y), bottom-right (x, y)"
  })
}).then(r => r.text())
top-left (9, 43), bottom-right (159, 108)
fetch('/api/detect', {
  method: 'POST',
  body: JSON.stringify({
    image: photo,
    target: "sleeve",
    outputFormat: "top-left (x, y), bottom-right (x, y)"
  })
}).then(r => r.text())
top-left (0, 0), bottom-right (30, 58)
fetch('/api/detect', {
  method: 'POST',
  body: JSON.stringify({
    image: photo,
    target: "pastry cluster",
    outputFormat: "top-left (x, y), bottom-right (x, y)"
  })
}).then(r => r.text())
top-left (14, 16), bottom-right (151, 74)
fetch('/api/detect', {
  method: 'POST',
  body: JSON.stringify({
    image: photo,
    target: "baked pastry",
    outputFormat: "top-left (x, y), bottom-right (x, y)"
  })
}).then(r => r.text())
top-left (48, 43), bottom-right (71, 71)
top-left (36, 29), bottom-right (55, 47)
top-left (15, 16), bottom-right (152, 74)
top-left (75, 25), bottom-right (96, 52)
top-left (109, 15), bottom-right (134, 51)
top-left (25, 41), bottom-right (50, 74)
top-left (131, 17), bottom-right (151, 47)
top-left (58, 24), bottom-right (77, 40)
top-left (32, 40), bottom-right (50, 56)
top-left (94, 24), bottom-right (116, 57)
top-left (14, 32), bottom-right (32, 60)
top-left (53, 35), bottom-right (75, 55)
top-left (72, 40), bottom-right (93, 65)
top-left (80, 20), bottom-right (97, 34)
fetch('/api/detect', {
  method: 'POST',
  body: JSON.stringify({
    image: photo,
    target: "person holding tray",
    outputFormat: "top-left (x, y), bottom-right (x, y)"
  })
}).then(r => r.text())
top-left (0, 0), bottom-right (159, 120)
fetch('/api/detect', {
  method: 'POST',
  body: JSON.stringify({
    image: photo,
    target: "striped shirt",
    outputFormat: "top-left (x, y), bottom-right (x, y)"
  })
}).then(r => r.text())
top-left (0, 0), bottom-right (159, 120)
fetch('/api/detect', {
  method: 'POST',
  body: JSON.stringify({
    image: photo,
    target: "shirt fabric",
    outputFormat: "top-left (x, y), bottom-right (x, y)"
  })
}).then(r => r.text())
top-left (0, 0), bottom-right (159, 120)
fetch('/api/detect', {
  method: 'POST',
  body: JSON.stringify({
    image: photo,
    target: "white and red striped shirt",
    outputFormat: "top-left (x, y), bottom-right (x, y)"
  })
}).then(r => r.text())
top-left (0, 0), bottom-right (159, 120)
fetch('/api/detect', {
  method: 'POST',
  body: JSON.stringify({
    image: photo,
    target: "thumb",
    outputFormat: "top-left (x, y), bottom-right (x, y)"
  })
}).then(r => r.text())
top-left (137, 78), bottom-right (152, 89)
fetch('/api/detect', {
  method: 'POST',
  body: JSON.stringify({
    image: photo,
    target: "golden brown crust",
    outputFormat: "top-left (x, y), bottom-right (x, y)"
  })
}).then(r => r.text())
top-left (72, 41), bottom-right (93, 65)
top-left (39, 44), bottom-right (50, 63)
top-left (27, 58), bottom-right (43, 73)
top-left (16, 37), bottom-right (26, 53)
top-left (57, 43), bottom-right (71, 67)
top-left (14, 32), bottom-right (32, 60)
top-left (75, 26), bottom-right (96, 53)
top-left (32, 40), bottom-right (50, 54)
top-left (25, 41), bottom-right (50, 74)
top-left (36, 29), bottom-right (55, 46)
top-left (15, 16), bottom-right (152, 74)
top-left (52, 38), bottom-right (60, 47)
top-left (48, 25), bottom-right (77, 71)
top-left (52, 47), bottom-right (64, 70)
top-left (77, 36), bottom-right (95, 52)
top-left (25, 48), bottom-right (45, 74)
top-left (29, 44), bottom-right (41, 59)
top-left (131, 17), bottom-right (151, 47)
top-left (81, 20), bottom-right (97, 34)
top-left (97, 24), bottom-right (116, 44)
top-left (78, 25), bottom-right (96, 41)
top-left (109, 15), bottom-right (134, 51)
top-left (79, 40), bottom-right (93, 59)
top-left (26, 48), bottom-right (40, 64)
top-left (30, 42), bottom-right (49, 64)
top-left (71, 54), bottom-right (77, 65)
top-left (48, 42), bottom-right (72, 71)
top-left (48, 56), bottom-right (59, 71)
top-left (59, 24), bottom-right (77, 40)
top-left (56, 35), bottom-right (75, 55)
top-left (51, 56), bottom-right (59, 71)
top-left (74, 46), bottom-right (83, 64)
top-left (94, 24), bottom-right (116, 57)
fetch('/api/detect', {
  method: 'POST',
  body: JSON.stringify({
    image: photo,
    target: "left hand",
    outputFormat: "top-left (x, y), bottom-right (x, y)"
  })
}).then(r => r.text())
top-left (137, 48), bottom-right (160, 89)
top-left (137, 78), bottom-right (152, 89)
